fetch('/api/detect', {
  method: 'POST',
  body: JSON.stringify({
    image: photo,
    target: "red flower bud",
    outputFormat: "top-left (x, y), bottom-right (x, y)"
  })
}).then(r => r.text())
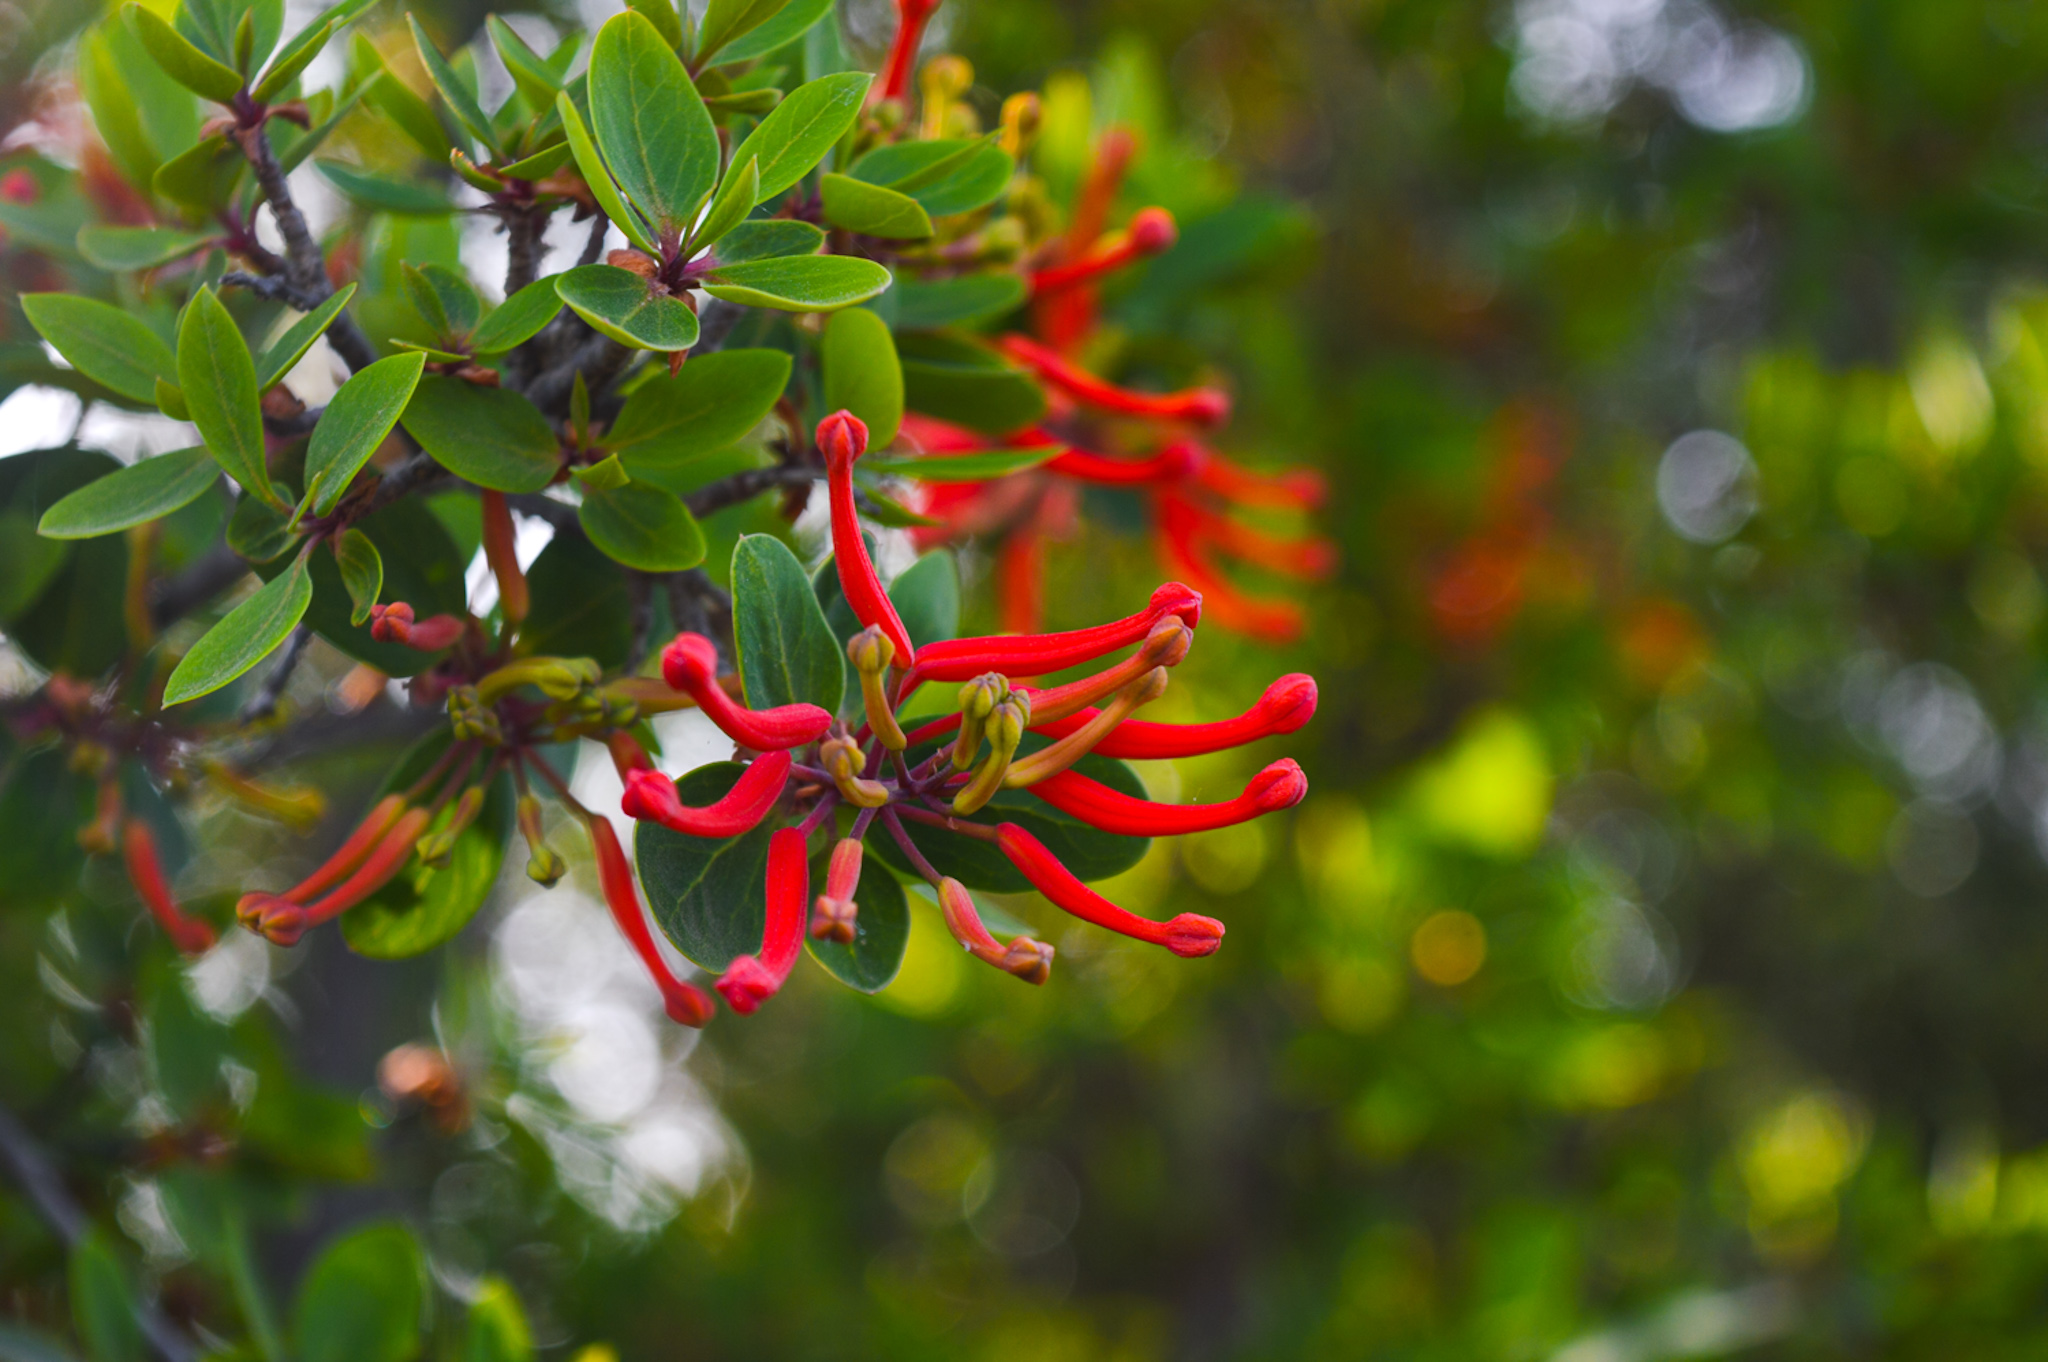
top-left (1034, 673), bottom-right (1317, 759)
top-left (819, 411), bottom-right (917, 664)
top-left (1000, 335), bottom-right (1230, 427)
top-left (282, 793), bottom-right (406, 904)
top-left (907, 581), bottom-right (1201, 686)
top-left (620, 751), bottom-right (792, 838)
top-left (660, 633), bottom-right (834, 750)
top-left (936, 877), bottom-right (1055, 983)
top-left (587, 817), bottom-right (714, 1027)
top-left (1026, 759), bottom-right (1307, 836)
top-left (879, 0), bottom-right (943, 102)
top-left (122, 819), bottom-right (215, 955)
top-left (811, 837), bottom-right (864, 942)
top-left (239, 805), bottom-right (434, 943)
top-left (993, 823), bottom-right (1224, 958)
top-left (1030, 207), bottom-right (1178, 294)
top-left (369, 601), bottom-right (465, 651)
top-left (716, 827), bottom-right (809, 1015)
top-left (480, 491), bottom-right (528, 624)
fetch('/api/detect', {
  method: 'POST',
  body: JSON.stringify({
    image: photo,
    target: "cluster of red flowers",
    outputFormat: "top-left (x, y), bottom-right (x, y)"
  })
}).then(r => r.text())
top-left (901, 127), bottom-right (1335, 642)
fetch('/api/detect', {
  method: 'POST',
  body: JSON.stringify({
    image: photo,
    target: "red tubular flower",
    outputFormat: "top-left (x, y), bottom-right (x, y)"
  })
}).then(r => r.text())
top-left (1046, 440), bottom-right (1203, 486)
top-left (122, 819), bottom-right (215, 955)
top-left (994, 823), bottom-right (1224, 958)
top-left (1186, 442), bottom-right (1327, 511)
top-left (1027, 759), bottom-right (1308, 836)
top-left (1157, 491), bottom-right (1337, 582)
top-left (660, 633), bottom-right (833, 750)
top-left (811, 837), bottom-right (864, 942)
top-left (879, 0), bottom-right (941, 103)
top-left (907, 581), bottom-right (1202, 685)
top-left (620, 751), bottom-right (792, 838)
top-left (1000, 335), bottom-right (1230, 427)
top-left (369, 602), bottom-right (464, 651)
top-left (996, 528), bottom-right (1044, 636)
top-left (588, 816), bottom-right (714, 1027)
top-left (1154, 521), bottom-right (1306, 644)
top-left (1035, 673), bottom-right (1318, 758)
top-left (282, 792), bottom-right (406, 904)
top-left (1036, 127), bottom-right (1139, 351)
top-left (1030, 207), bottom-right (1178, 294)
top-left (819, 410), bottom-right (917, 664)
top-left (716, 827), bottom-right (809, 1015)
top-left (936, 878), bottom-right (1053, 983)
top-left (239, 805), bottom-right (434, 944)
top-left (480, 490), bottom-right (528, 625)
top-left (606, 730), bottom-right (653, 781)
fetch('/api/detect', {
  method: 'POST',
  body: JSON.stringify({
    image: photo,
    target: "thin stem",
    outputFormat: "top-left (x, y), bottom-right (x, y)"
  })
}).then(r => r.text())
top-left (881, 807), bottom-right (949, 882)
top-left (239, 624), bottom-right (313, 723)
top-left (895, 804), bottom-right (999, 842)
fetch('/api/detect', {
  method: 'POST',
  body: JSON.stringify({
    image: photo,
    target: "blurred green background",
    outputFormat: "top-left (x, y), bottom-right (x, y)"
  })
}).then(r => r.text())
top-left (16, 0), bottom-right (2048, 1357)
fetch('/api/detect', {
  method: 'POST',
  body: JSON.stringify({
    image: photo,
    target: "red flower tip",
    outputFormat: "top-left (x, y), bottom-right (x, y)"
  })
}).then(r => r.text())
top-left (1127, 206), bottom-right (1178, 254)
top-left (235, 892), bottom-right (307, 947)
top-left (368, 601), bottom-right (411, 642)
top-left (1177, 389), bottom-right (1232, 426)
top-left (660, 633), bottom-right (834, 749)
top-left (620, 753), bottom-right (792, 838)
top-left (123, 818), bottom-right (216, 955)
top-left (369, 601), bottom-right (463, 650)
top-left (0, 169), bottom-right (36, 204)
top-left (587, 816), bottom-right (713, 1028)
top-left (660, 631), bottom-right (719, 691)
top-left (1162, 914), bottom-right (1226, 958)
top-left (817, 409), bottom-right (869, 469)
top-left (661, 984), bottom-right (716, 1028)
top-left (1246, 758), bottom-right (1309, 812)
top-left (716, 827), bottom-right (809, 1014)
top-left (1151, 581), bottom-right (1204, 629)
top-left (715, 957), bottom-right (778, 1014)
top-left (1258, 674), bottom-right (1319, 734)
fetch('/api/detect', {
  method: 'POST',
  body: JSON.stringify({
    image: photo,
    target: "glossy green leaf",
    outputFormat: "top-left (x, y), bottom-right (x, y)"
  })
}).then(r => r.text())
top-left (607, 348), bottom-right (790, 483)
top-left (76, 225), bottom-right (214, 271)
top-left (470, 275), bottom-right (564, 353)
top-left (892, 273), bottom-right (1027, 329)
top-left (855, 485), bottom-right (943, 528)
top-left (556, 264), bottom-right (700, 351)
top-left (316, 159), bottom-right (452, 215)
top-left (79, 28), bottom-right (162, 195)
top-left (852, 136), bottom-right (1015, 217)
top-left (292, 1222), bottom-right (425, 1362)
top-left (356, 32), bottom-right (451, 158)
top-left (897, 330), bottom-right (1046, 434)
top-left (407, 14), bottom-right (501, 157)
top-left (712, 218), bottom-right (824, 264)
top-left (254, 283), bottom-right (358, 391)
top-left (635, 762), bottom-right (778, 970)
top-left (21, 294), bottom-right (175, 406)
top-left (178, 286), bottom-right (276, 504)
top-left (871, 738), bottom-right (1152, 892)
top-left (401, 375), bottom-right (561, 493)
top-left (153, 134), bottom-right (243, 213)
top-left (573, 452), bottom-right (632, 492)
top-left (402, 261), bottom-right (483, 340)
top-left (306, 352), bottom-right (425, 515)
top-left (496, 141), bottom-right (574, 182)
top-left (860, 446), bottom-right (1060, 481)
top-left (806, 851), bottom-right (908, 992)
top-left (727, 72), bottom-right (870, 204)
top-left (589, 10), bottom-right (718, 233)
top-left (164, 550), bottom-right (313, 704)
top-left (703, 254), bottom-right (891, 312)
top-left (488, 16), bottom-right (561, 109)
top-left (127, 4), bottom-right (244, 101)
top-left (521, 532), bottom-right (631, 669)
top-left (333, 530), bottom-right (381, 626)
top-left (732, 533), bottom-right (844, 712)
top-left (623, 0), bottom-right (684, 49)
top-left (464, 1280), bottom-right (535, 1362)
top-left (819, 173), bottom-right (933, 239)
top-left (718, 0), bottom-right (832, 64)
top-left (578, 479), bottom-right (707, 571)
top-left (887, 547), bottom-right (959, 647)
top-left (250, 12), bottom-right (336, 101)
top-left (37, 447), bottom-right (217, 539)
top-left (555, 92), bottom-right (656, 254)
top-left (227, 491), bottom-right (295, 562)
top-left (822, 306), bottom-right (903, 447)
top-left (343, 740), bottom-right (512, 959)
top-left (299, 498), bottom-right (465, 675)
top-left (69, 1231), bottom-right (141, 1362)
top-left (697, 0), bottom-right (790, 64)
top-left (690, 156), bottom-right (757, 255)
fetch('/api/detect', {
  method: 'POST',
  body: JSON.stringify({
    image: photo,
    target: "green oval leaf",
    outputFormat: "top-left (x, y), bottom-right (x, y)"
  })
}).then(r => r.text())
top-left (732, 532), bottom-right (844, 712)
top-left (892, 273), bottom-right (1027, 330)
top-left (153, 134), bottom-right (244, 214)
top-left (897, 330), bottom-right (1047, 435)
top-left (556, 264), bottom-right (700, 351)
top-left (316, 158), bottom-right (453, 214)
top-left (690, 156), bottom-right (758, 256)
top-left (852, 137), bottom-right (1015, 217)
top-left (521, 531), bottom-right (631, 668)
top-left (401, 260), bottom-right (483, 340)
top-left (635, 762), bottom-right (778, 970)
top-left (489, 16), bottom-right (562, 109)
top-left (164, 551), bottom-right (313, 704)
top-left (555, 92), bottom-right (656, 254)
top-left (227, 491), bottom-right (296, 563)
top-left (713, 219), bottom-right (824, 264)
top-left (343, 739), bottom-right (513, 959)
top-left (728, 72), bottom-right (872, 205)
top-left (703, 255), bottom-right (892, 312)
top-left (470, 274), bottom-right (565, 354)
top-left (805, 851), bottom-right (908, 993)
top-left (306, 351), bottom-right (425, 515)
top-left (887, 547), bottom-right (960, 647)
top-left (819, 173), bottom-right (933, 239)
top-left (822, 306), bottom-right (903, 448)
top-left (606, 348), bottom-right (791, 486)
top-left (255, 283), bottom-right (359, 391)
top-left (334, 527), bottom-right (382, 625)
top-left (298, 497), bottom-right (465, 675)
top-left (292, 1222), bottom-right (425, 1362)
top-left (21, 293), bottom-right (175, 405)
top-left (70, 1230), bottom-right (142, 1362)
top-left (407, 14), bottom-right (501, 157)
top-left (697, 0), bottom-right (792, 65)
top-left (718, 0), bottom-right (832, 63)
top-left (127, 4), bottom-right (244, 102)
top-left (401, 375), bottom-right (561, 492)
top-left (577, 479), bottom-right (707, 571)
top-left (178, 285), bottom-right (276, 504)
top-left (76, 224), bottom-right (215, 271)
top-left (37, 447), bottom-right (217, 539)
top-left (589, 10), bottom-right (718, 234)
